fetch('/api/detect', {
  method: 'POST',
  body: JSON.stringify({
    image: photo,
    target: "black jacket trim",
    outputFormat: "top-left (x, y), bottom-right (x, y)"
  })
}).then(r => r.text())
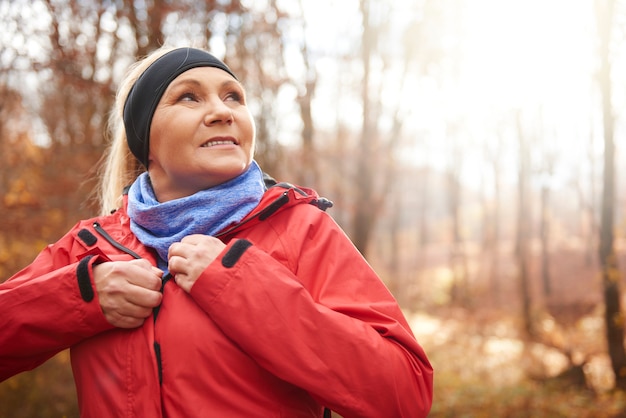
top-left (77, 255), bottom-right (96, 302)
top-left (311, 198), bottom-right (333, 211)
top-left (92, 222), bottom-right (142, 259)
top-left (77, 229), bottom-right (98, 246)
top-left (222, 240), bottom-right (253, 268)
top-left (258, 192), bottom-right (290, 221)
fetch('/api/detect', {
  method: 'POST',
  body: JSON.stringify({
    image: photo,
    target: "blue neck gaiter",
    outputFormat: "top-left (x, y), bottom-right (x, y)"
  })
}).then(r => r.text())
top-left (127, 161), bottom-right (265, 270)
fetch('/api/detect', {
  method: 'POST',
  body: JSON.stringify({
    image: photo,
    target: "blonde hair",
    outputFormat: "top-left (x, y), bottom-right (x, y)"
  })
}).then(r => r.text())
top-left (97, 46), bottom-right (176, 215)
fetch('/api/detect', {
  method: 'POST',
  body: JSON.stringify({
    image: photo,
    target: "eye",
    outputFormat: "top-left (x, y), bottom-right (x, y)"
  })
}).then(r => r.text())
top-left (224, 91), bottom-right (243, 103)
top-left (177, 91), bottom-right (198, 102)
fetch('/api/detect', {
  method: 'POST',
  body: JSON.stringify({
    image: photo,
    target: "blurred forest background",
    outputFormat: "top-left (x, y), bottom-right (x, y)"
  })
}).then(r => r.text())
top-left (4, 0), bottom-right (626, 416)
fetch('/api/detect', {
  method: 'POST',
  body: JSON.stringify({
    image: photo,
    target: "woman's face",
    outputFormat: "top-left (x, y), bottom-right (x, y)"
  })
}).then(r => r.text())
top-left (147, 66), bottom-right (255, 202)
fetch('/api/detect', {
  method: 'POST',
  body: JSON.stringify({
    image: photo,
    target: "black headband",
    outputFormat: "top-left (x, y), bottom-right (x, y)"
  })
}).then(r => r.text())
top-left (123, 47), bottom-right (238, 167)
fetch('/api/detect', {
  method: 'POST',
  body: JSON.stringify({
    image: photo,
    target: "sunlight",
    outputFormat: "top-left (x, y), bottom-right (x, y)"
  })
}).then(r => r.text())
top-left (401, 0), bottom-right (597, 191)
top-left (460, 0), bottom-right (594, 109)
top-left (282, 0), bottom-right (599, 194)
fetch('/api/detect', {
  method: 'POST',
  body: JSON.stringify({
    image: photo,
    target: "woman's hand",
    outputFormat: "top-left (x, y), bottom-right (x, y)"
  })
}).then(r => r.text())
top-left (93, 259), bottom-right (163, 328)
top-left (168, 234), bottom-right (226, 293)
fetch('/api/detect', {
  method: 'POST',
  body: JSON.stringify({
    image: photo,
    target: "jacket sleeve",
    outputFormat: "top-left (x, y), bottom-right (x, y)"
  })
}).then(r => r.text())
top-left (189, 207), bottom-right (433, 417)
top-left (0, 233), bottom-right (114, 382)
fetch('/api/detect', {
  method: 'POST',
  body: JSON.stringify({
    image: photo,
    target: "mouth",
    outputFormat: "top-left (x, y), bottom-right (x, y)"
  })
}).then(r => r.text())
top-left (200, 137), bottom-right (238, 148)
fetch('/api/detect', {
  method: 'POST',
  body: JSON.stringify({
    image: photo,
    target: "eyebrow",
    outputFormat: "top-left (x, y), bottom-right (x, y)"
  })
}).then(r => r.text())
top-left (167, 77), bottom-right (241, 91)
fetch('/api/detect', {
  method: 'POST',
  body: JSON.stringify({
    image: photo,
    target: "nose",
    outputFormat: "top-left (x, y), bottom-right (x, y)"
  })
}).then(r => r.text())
top-left (203, 97), bottom-right (233, 126)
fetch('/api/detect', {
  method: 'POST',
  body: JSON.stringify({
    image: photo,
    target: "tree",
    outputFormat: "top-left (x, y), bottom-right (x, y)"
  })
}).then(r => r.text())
top-left (515, 110), bottom-right (533, 336)
top-left (539, 146), bottom-right (556, 297)
top-left (595, 0), bottom-right (626, 391)
top-left (482, 128), bottom-right (505, 305)
top-left (446, 131), bottom-right (469, 306)
top-left (350, 0), bottom-right (378, 255)
top-left (292, 0), bottom-right (318, 186)
top-left (350, 0), bottom-right (411, 256)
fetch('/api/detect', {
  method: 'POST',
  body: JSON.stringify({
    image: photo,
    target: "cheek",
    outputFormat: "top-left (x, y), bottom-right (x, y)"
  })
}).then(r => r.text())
top-left (247, 124), bottom-right (256, 157)
top-left (148, 113), bottom-right (165, 159)
top-left (147, 130), bottom-right (164, 162)
top-left (149, 116), bottom-right (179, 162)
top-left (148, 130), bottom-right (180, 168)
top-left (246, 114), bottom-right (256, 144)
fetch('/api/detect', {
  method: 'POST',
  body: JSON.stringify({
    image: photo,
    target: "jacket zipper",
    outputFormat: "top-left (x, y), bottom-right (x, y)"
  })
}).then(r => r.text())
top-left (215, 189), bottom-right (294, 238)
top-left (152, 272), bottom-right (171, 385)
top-left (92, 222), bottom-right (143, 260)
top-left (92, 221), bottom-right (168, 384)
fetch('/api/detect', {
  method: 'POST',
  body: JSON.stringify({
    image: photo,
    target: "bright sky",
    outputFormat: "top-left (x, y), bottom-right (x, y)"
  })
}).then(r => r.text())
top-left (425, 0), bottom-right (598, 190)
top-left (460, 0), bottom-right (594, 108)
top-left (287, 0), bottom-right (602, 194)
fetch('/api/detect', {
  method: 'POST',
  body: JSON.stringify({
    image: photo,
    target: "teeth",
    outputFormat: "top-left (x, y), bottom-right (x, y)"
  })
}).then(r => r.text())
top-left (201, 140), bottom-right (235, 147)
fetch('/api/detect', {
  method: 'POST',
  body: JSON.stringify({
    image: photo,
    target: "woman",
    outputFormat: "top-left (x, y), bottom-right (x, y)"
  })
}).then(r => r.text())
top-left (0, 47), bottom-right (433, 417)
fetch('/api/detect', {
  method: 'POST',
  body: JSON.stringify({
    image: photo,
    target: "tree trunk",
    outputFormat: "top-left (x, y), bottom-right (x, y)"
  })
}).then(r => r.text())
top-left (516, 112), bottom-right (533, 336)
top-left (596, 0), bottom-right (626, 391)
top-left (447, 164), bottom-right (468, 306)
top-left (491, 158), bottom-right (502, 306)
top-left (540, 184), bottom-right (552, 296)
top-left (586, 131), bottom-right (598, 266)
top-left (296, 32), bottom-right (317, 187)
top-left (352, 0), bottom-right (376, 256)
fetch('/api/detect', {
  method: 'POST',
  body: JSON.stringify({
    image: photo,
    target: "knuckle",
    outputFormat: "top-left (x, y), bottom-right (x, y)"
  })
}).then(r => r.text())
top-left (151, 277), bottom-right (163, 291)
top-left (102, 278), bottom-right (124, 295)
top-left (150, 292), bottom-right (163, 306)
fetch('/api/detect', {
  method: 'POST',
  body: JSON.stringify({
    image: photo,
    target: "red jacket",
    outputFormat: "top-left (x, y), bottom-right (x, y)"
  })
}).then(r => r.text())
top-left (0, 183), bottom-right (433, 417)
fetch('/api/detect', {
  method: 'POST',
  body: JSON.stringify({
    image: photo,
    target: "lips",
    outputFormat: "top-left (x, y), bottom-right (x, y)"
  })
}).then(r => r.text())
top-left (200, 137), bottom-right (238, 148)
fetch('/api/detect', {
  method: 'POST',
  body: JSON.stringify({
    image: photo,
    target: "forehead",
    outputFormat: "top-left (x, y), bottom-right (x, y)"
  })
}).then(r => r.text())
top-left (167, 66), bottom-right (238, 89)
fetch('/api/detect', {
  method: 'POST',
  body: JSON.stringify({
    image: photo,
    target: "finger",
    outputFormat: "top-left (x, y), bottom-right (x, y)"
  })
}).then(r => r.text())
top-left (168, 255), bottom-right (186, 275)
top-left (123, 264), bottom-right (163, 291)
top-left (168, 242), bottom-right (192, 259)
top-left (173, 272), bottom-right (194, 293)
top-left (172, 272), bottom-right (185, 286)
top-left (100, 292), bottom-right (157, 328)
top-left (180, 234), bottom-right (210, 244)
top-left (129, 259), bottom-right (163, 281)
top-left (129, 258), bottom-right (157, 271)
top-left (123, 285), bottom-right (163, 309)
top-left (109, 313), bottom-right (146, 329)
top-left (114, 301), bottom-right (155, 320)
